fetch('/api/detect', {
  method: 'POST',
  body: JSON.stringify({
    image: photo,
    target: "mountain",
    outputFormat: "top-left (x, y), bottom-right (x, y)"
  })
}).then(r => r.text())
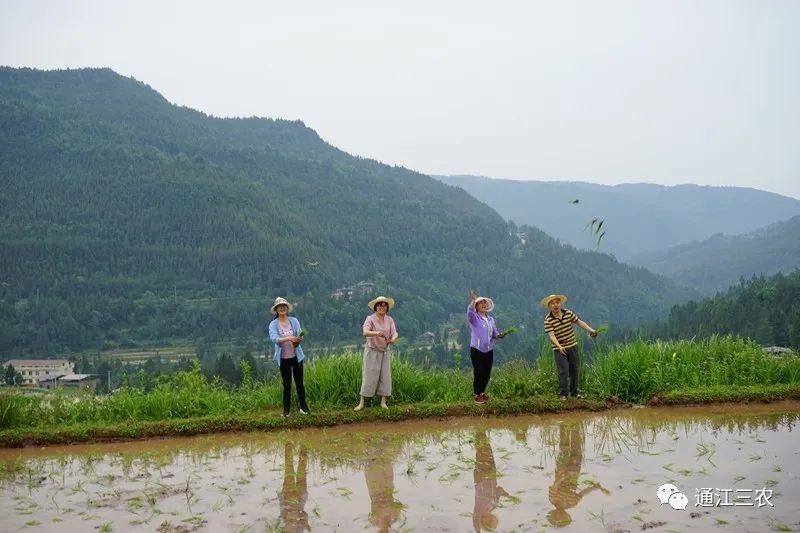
top-left (627, 216), bottom-right (800, 294)
top-left (437, 175), bottom-right (800, 261)
top-left (651, 270), bottom-right (800, 349)
top-left (0, 67), bottom-right (695, 357)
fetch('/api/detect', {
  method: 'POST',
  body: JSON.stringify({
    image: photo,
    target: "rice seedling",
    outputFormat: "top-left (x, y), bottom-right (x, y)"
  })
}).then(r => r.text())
top-left (499, 326), bottom-right (518, 336)
top-left (334, 486), bottom-right (352, 498)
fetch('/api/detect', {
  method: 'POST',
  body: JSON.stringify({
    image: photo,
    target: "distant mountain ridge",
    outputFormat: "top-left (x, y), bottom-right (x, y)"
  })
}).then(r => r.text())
top-left (437, 175), bottom-right (800, 261)
top-left (0, 67), bottom-right (695, 356)
top-left (628, 215), bottom-right (800, 294)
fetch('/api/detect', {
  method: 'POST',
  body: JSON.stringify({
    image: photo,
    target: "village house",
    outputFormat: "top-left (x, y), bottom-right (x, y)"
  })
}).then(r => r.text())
top-left (36, 374), bottom-right (99, 392)
top-left (4, 359), bottom-right (74, 385)
top-left (330, 281), bottom-right (375, 300)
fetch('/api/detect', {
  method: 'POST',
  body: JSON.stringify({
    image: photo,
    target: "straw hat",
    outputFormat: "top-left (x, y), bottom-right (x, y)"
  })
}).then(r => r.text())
top-left (368, 296), bottom-right (395, 310)
top-left (474, 296), bottom-right (495, 312)
top-left (270, 296), bottom-right (293, 314)
top-left (540, 294), bottom-right (567, 308)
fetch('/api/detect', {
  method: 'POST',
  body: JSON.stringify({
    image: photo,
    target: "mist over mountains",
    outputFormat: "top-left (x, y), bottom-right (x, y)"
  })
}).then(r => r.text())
top-left (438, 175), bottom-right (800, 262)
top-left (629, 215), bottom-right (800, 294)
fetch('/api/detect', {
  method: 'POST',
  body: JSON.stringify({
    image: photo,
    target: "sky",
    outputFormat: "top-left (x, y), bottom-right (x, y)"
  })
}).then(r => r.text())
top-left (2, 0), bottom-right (799, 199)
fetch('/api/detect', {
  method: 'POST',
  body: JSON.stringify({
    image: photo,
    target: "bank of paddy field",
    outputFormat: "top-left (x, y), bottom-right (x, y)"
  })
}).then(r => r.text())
top-left (1, 335), bottom-right (799, 447)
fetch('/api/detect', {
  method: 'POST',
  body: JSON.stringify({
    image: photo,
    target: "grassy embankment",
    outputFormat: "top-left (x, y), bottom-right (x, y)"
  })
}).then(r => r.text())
top-left (1, 335), bottom-right (799, 447)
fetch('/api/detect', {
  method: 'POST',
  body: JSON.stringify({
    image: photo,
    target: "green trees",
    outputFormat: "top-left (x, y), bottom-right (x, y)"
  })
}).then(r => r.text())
top-left (653, 270), bottom-right (800, 349)
top-left (0, 67), bottom-right (694, 358)
top-left (4, 364), bottom-right (21, 385)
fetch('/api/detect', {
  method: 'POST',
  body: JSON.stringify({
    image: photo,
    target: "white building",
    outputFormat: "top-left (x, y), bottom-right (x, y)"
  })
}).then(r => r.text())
top-left (4, 359), bottom-right (74, 385)
top-left (37, 374), bottom-right (98, 391)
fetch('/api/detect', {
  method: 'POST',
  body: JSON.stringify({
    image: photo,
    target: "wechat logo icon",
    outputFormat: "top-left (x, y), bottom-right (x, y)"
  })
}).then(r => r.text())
top-left (657, 483), bottom-right (688, 510)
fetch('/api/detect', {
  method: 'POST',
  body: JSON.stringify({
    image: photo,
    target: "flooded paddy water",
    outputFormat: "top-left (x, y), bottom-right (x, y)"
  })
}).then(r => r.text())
top-left (1, 403), bottom-right (799, 532)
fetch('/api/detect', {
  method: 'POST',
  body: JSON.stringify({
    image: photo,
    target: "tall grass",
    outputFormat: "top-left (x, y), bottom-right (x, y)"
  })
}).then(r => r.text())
top-left (585, 335), bottom-right (800, 403)
top-left (1, 335), bottom-right (797, 430)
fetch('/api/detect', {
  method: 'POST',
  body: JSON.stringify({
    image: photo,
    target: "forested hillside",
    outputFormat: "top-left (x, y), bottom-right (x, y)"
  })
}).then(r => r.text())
top-left (438, 175), bottom-right (800, 261)
top-left (0, 67), bottom-right (694, 357)
top-left (652, 270), bottom-right (800, 349)
top-left (628, 216), bottom-right (800, 294)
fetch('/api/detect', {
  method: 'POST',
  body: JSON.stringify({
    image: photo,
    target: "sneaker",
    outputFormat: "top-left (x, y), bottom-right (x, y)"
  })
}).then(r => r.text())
top-left (559, 396), bottom-right (567, 401)
top-left (480, 393), bottom-right (490, 402)
top-left (474, 394), bottom-right (487, 405)
top-left (299, 408), bottom-right (309, 415)
top-left (282, 412), bottom-right (290, 417)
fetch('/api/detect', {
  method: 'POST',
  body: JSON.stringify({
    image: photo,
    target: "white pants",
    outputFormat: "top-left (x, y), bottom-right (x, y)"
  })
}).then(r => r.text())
top-left (360, 346), bottom-right (392, 397)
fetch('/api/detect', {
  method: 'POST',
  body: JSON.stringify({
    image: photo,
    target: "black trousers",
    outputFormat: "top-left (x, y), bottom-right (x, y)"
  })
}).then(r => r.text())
top-left (470, 347), bottom-right (494, 395)
top-left (279, 356), bottom-right (308, 414)
top-left (554, 346), bottom-right (579, 397)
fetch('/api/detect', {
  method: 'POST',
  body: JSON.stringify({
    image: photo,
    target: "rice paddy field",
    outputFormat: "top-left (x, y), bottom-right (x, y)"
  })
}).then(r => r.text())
top-left (1, 336), bottom-right (799, 530)
top-left (1, 403), bottom-right (799, 532)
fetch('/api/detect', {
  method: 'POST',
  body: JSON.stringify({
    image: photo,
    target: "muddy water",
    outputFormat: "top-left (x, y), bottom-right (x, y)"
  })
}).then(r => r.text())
top-left (1, 403), bottom-right (799, 532)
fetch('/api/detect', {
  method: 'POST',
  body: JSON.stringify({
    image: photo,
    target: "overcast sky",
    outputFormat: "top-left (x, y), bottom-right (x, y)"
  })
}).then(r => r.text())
top-left (2, 0), bottom-right (799, 198)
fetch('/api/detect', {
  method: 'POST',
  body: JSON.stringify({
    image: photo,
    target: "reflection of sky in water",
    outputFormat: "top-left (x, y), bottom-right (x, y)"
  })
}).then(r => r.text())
top-left (0, 404), bottom-right (798, 532)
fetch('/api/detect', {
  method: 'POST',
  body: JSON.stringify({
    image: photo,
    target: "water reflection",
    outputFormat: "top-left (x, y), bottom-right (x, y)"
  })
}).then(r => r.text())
top-left (280, 442), bottom-right (310, 532)
top-left (547, 422), bottom-right (608, 527)
top-left (472, 429), bottom-right (510, 532)
top-left (364, 435), bottom-right (403, 532)
top-left (0, 405), bottom-right (798, 532)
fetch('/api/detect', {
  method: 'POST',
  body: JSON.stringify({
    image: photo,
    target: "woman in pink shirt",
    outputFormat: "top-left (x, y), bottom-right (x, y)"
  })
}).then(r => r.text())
top-left (355, 296), bottom-right (399, 411)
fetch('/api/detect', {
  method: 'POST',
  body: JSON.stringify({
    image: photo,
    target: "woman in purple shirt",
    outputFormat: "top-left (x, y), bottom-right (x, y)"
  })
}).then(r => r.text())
top-left (467, 289), bottom-right (506, 404)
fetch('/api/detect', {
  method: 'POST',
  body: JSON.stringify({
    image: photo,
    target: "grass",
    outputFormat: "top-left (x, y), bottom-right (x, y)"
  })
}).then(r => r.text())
top-left (0, 396), bottom-right (595, 447)
top-left (1, 335), bottom-right (798, 446)
top-left (585, 335), bottom-right (800, 403)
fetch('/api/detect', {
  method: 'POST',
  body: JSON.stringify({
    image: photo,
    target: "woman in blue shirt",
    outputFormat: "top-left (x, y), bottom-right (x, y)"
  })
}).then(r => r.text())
top-left (267, 297), bottom-right (309, 417)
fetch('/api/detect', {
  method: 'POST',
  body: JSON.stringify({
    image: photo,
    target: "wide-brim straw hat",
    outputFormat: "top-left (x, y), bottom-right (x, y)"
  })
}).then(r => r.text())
top-left (270, 296), bottom-right (293, 314)
top-left (474, 296), bottom-right (495, 312)
top-left (368, 296), bottom-right (395, 310)
top-left (540, 294), bottom-right (567, 308)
